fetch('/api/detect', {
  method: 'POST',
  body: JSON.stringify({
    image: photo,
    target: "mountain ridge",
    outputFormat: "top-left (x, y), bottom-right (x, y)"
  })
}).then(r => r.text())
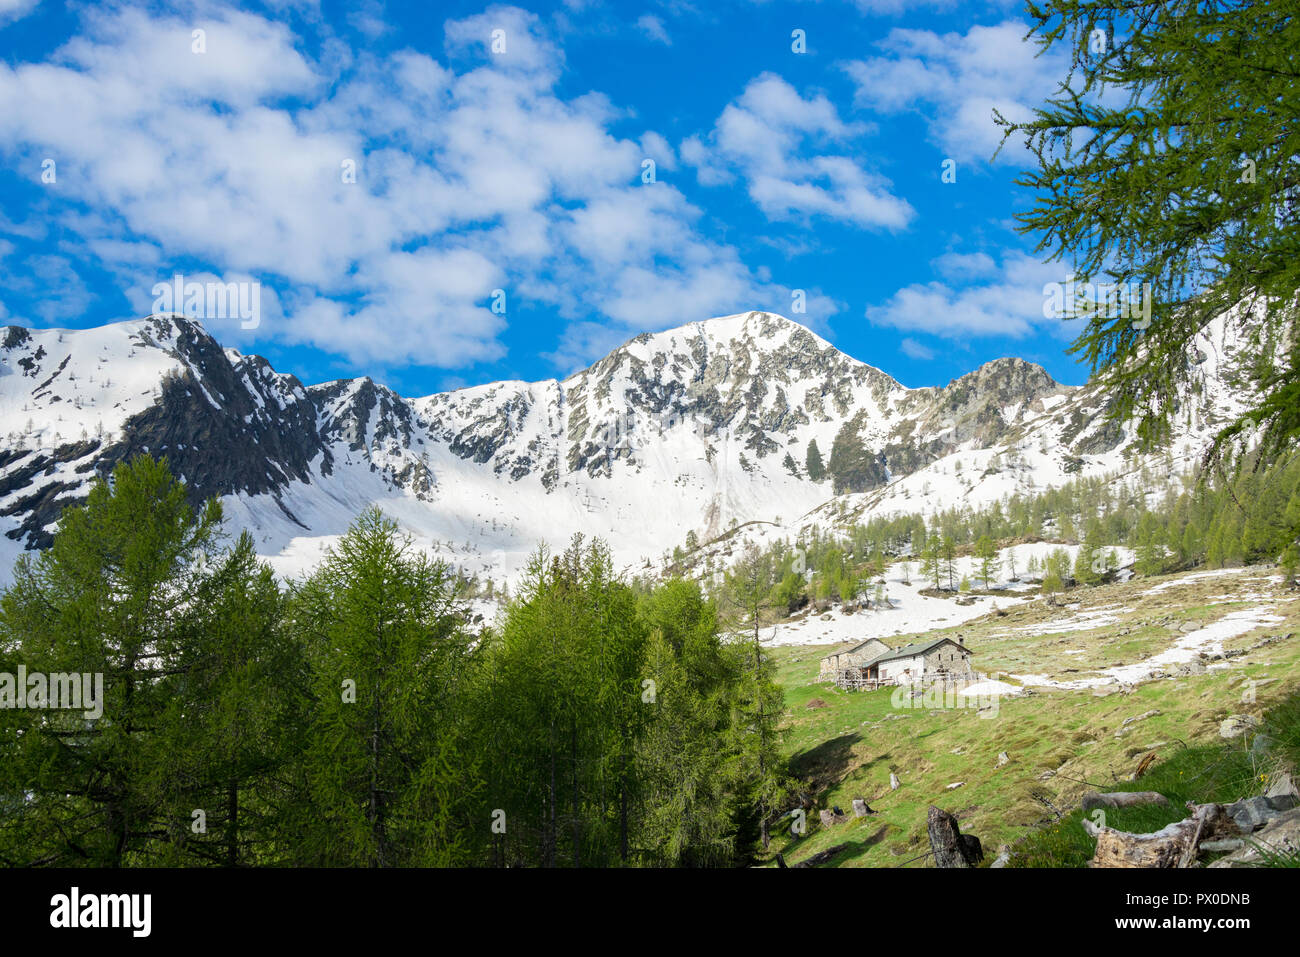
top-left (0, 309), bottom-right (1249, 584)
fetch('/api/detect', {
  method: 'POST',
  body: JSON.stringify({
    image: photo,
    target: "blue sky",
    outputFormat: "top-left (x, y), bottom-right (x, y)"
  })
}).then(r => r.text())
top-left (0, 0), bottom-right (1088, 396)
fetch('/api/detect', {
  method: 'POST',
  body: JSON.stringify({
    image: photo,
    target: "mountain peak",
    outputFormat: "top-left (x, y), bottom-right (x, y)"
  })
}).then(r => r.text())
top-left (946, 355), bottom-right (1065, 403)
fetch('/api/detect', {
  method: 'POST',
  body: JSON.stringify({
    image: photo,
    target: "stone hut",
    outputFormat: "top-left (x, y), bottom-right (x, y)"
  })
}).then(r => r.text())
top-left (818, 637), bottom-right (891, 682)
top-left (868, 637), bottom-right (973, 685)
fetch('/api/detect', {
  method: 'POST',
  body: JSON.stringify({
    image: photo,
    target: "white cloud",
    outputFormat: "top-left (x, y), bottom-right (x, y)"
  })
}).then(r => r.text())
top-left (347, 0), bottom-right (389, 40)
top-left (933, 251), bottom-right (997, 280)
top-left (636, 15), bottom-right (671, 45)
top-left (638, 130), bottom-right (677, 171)
top-left (543, 320), bottom-right (633, 375)
top-left (0, 3), bottom-right (789, 370)
top-left (848, 0), bottom-right (1021, 15)
top-left (684, 73), bottom-right (912, 230)
top-left (866, 251), bottom-right (1071, 340)
top-left (845, 20), bottom-right (1067, 165)
top-left (444, 5), bottom-right (563, 79)
top-left (13, 254), bottom-right (94, 324)
top-left (0, 0), bottom-right (39, 26)
top-left (899, 337), bottom-right (935, 360)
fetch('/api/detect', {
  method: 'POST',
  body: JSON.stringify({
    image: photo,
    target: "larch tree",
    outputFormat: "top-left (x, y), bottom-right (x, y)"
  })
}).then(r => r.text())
top-left (0, 455), bottom-right (231, 866)
top-left (998, 1), bottom-right (1300, 462)
top-left (291, 506), bottom-right (479, 867)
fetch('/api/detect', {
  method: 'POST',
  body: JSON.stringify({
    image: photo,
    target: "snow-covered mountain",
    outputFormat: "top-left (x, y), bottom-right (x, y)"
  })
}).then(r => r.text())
top-left (0, 310), bottom-right (1255, 585)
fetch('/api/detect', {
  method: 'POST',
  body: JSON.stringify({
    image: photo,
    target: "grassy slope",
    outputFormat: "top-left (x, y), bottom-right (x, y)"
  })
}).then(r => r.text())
top-left (766, 566), bottom-right (1300, 867)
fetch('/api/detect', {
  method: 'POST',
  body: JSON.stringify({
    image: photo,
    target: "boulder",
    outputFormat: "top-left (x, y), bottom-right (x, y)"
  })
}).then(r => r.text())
top-left (1226, 794), bottom-right (1298, 832)
top-left (1219, 714), bottom-right (1260, 739)
top-left (996, 751), bottom-right (1010, 768)
top-left (1267, 772), bottom-right (1300, 804)
top-left (819, 808), bottom-right (849, 828)
top-left (1209, 808), bottom-right (1300, 867)
top-left (779, 843), bottom-right (852, 869)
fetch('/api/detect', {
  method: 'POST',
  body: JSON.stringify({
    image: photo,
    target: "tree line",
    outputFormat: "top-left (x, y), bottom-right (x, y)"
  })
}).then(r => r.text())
top-left (687, 448), bottom-right (1300, 621)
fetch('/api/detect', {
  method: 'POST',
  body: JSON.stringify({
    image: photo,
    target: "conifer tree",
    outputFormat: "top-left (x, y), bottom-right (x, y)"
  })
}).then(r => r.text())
top-left (975, 535), bottom-right (999, 589)
top-left (156, 531), bottom-right (306, 866)
top-left (805, 439), bottom-right (826, 482)
top-left (291, 506), bottom-right (479, 867)
top-left (634, 580), bottom-right (745, 866)
top-left (1000, 1), bottom-right (1300, 463)
top-left (1074, 523), bottom-right (1106, 585)
top-left (940, 536), bottom-right (958, 591)
top-left (0, 455), bottom-right (232, 866)
top-left (922, 537), bottom-right (942, 590)
top-left (721, 548), bottom-right (786, 854)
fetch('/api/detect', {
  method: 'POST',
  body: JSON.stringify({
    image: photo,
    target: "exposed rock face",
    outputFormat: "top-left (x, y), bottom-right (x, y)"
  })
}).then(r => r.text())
top-left (1225, 793), bottom-right (1299, 832)
top-left (1, 316), bottom-right (324, 545)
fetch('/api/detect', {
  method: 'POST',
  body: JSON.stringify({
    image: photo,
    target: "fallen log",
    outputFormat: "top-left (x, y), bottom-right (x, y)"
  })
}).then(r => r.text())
top-left (1081, 791), bottom-right (1170, 813)
top-left (1085, 802), bottom-right (1240, 868)
top-left (927, 806), bottom-right (984, 868)
top-left (779, 843), bottom-right (851, 868)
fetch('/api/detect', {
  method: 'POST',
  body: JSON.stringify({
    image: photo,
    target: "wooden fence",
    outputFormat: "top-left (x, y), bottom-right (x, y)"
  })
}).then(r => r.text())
top-left (834, 669), bottom-right (987, 692)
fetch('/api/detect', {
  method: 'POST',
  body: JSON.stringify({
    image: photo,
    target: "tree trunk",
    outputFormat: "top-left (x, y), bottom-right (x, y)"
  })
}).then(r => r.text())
top-left (619, 753), bottom-right (629, 864)
top-left (369, 698), bottom-right (383, 866)
top-left (570, 719), bottom-right (580, 868)
top-left (1086, 802), bottom-right (1240, 868)
top-left (546, 719), bottom-right (557, 868)
top-left (753, 611), bottom-right (770, 851)
top-left (226, 778), bottom-right (239, 867)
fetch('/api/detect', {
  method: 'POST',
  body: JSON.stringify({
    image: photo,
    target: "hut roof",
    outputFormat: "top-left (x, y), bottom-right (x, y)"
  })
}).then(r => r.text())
top-left (864, 636), bottom-right (970, 667)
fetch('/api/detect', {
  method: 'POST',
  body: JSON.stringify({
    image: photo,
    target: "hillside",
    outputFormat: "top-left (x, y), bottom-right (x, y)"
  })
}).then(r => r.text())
top-left (768, 564), bottom-right (1300, 867)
